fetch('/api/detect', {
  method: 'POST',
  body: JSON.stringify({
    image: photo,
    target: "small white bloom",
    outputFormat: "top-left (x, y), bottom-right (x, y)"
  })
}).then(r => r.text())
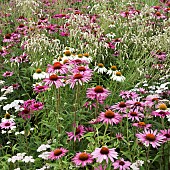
top-left (22, 156), bottom-right (35, 163)
top-left (167, 115), bottom-right (170, 122)
top-left (15, 132), bottom-right (20, 135)
top-left (0, 96), bottom-right (7, 101)
top-left (14, 168), bottom-right (21, 170)
top-left (38, 152), bottom-right (50, 160)
top-left (110, 71), bottom-right (126, 82)
top-left (20, 131), bottom-right (25, 134)
top-left (2, 130), bottom-right (7, 134)
top-left (37, 144), bottom-right (51, 152)
top-left (0, 80), bottom-right (5, 85)
top-left (33, 71), bottom-right (47, 80)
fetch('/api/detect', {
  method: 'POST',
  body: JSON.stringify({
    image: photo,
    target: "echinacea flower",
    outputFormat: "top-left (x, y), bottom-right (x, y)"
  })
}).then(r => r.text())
top-left (116, 133), bottom-right (124, 140)
top-left (132, 122), bottom-right (152, 129)
top-left (33, 69), bottom-right (47, 80)
top-left (120, 91), bottom-right (138, 100)
top-left (48, 148), bottom-right (68, 160)
top-left (130, 160), bottom-right (144, 170)
top-left (47, 62), bottom-right (68, 74)
top-left (94, 63), bottom-right (107, 74)
top-left (43, 74), bottom-right (65, 88)
top-left (86, 86), bottom-right (111, 103)
top-left (72, 152), bottom-right (93, 167)
top-left (18, 108), bottom-right (33, 119)
top-left (94, 165), bottom-right (107, 170)
top-left (67, 125), bottom-right (85, 142)
top-left (30, 102), bottom-right (44, 111)
top-left (113, 158), bottom-right (131, 170)
top-left (110, 101), bottom-right (127, 113)
top-left (125, 110), bottom-right (144, 121)
top-left (33, 84), bottom-right (49, 93)
top-left (160, 129), bottom-right (170, 142)
top-left (91, 146), bottom-right (118, 163)
top-left (136, 129), bottom-right (166, 148)
top-left (107, 65), bottom-right (118, 76)
top-left (66, 72), bottom-right (91, 89)
top-left (2, 71), bottom-right (13, 77)
top-left (110, 71), bottom-right (125, 82)
top-left (99, 110), bottom-right (122, 125)
top-left (0, 120), bottom-right (16, 130)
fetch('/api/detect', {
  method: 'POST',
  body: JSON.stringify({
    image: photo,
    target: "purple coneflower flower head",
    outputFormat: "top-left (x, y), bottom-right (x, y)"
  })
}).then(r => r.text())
top-left (0, 48), bottom-right (8, 56)
top-left (116, 133), bottom-right (124, 140)
top-left (3, 71), bottom-right (13, 77)
top-left (48, 148), bottom-right (68, 160)
top-left (110, 101), bottom-right (127, 113)
top-left (72, 152), bottom-right (93, 167)
top-left (0, 120), bottom-right (16, 130)
top-left (91, 146), bottom-right (118, 163)
top-left (86, 86), bottom-right (111, 103)
top-left (66, 72), bottom-right (91, 89)
top-left (30, 102), bottom-right (44, 111)
top-left (71, 65), bottom-right (93, 75)
top-left (120, 91), bottom-right (138, 100)
top-left (113, 158), bottom-right (131, 170)
top-left (83, 101), bottom-right (96, 110)
top-left (160, 129), bottom-right (170, 143)
top-left (43, 74), bottom-right (65, 88)
top-left (125, 110), bottom-right (144, 121)
top-left (18, 107), bottom-right (33, 119)
top-left (144, 94), bottom-right (160, 108)
top-left (3, 33), bottom-right (13, 42)
top-left (33, 84), bottom-right (49, 93)
top-left (47, 62), bottom-right (68, 74)
top-left (67, 125), bottom-right (85, 142)
top-left (99, 110), bottom-right (122, 125)
top-left (94, 164), bottom-right (107, 170)
top-left (132, 122), bottom-right (152, 129)
top-left (152, 11), bottom-right (166, 19)
top-left (151, 110), bottom-right (170, 118)
top-left (126, 100), bottom-right (145, 112)
top-left (136, 129), bottom-right (166, 148)
top-left (33, 69), bottom-right (47, 80)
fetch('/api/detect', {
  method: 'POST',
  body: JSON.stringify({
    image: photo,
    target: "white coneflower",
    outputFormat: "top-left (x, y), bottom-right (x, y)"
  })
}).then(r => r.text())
top-left (94, 63), bottom-right (107, 74)
top-left (111, 71), bottom-right (126, 82)
top-left (107, 65), bottom-right (118, 76)
top-left (33, 68), bottom-right (47, 80)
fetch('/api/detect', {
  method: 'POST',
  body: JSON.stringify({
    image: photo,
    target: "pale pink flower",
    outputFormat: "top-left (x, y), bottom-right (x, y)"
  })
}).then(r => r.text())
top-left (0, 120), bottom-right (16, 130)
top-left (113, 158), bottom-right (131, 170)
top-left (3, 71), bottom-right (13, 77)
top-left (48, 148), bottom-right (68, 160)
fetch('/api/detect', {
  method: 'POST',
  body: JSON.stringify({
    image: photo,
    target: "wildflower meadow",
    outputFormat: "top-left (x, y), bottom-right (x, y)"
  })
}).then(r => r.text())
top-left (0, 0), bottom-right (170, 169)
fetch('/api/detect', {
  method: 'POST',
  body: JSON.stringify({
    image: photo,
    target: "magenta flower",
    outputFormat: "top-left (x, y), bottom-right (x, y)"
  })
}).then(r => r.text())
top-left (33, 85), bottom-right (49, 93)
top-left (67, 125), bottom-right (85, 142)
top-left (2, 71), bottom-right (13, 77)
top-left (110, 101), bottom-right (127, 113)
top-left (151, 110), bottom-right (170, 118)
top-left (3, 33), bottom-right (13, 42)
top-left (144, 94), bottom-right (160, 108)
top-left (99, 110), bottom-right (122, 125)
top-left (126, 100), bottom-right (145, 112)
top-left (71, 65), bottom-right (93, 76)
top-left (0, 120), bottom-right (16, 130)
top-left (94, 165), bottom-right (107, 170)
top-left (66, 72), bottom-right (91, 89)
top-left (47, 62), bottom-right (68, 74)
top-left (116, 133), bottom-right (124, 140)
top-left (86, 86), bottom-right (111, 103)
top-left (72, 152), bottom-right (93, 167)
top-left (125, 110), bottom-right (144, 121)
top-left (43, 74), bottom-right (65, 88)
top-left (119, 91), bottom-right (138, 100)
top-left (136, 129), bottom-right (166, 148)
top-left (48, 148), bottom-right (68, 160)
top-left (160, 129), bottom-right (170, 143)
top-left (91, 146), bottom-right (118, 163)
top-left (0, 49), bottom-right (8, 56)
top-left (113, 158), bottom-right (131, 170)
top-left (30, 102), bottom-right (44, 111)
top-left (18, 107), bottom-right (33, 119)
top-left (132, 122), bottom-right (152, 129)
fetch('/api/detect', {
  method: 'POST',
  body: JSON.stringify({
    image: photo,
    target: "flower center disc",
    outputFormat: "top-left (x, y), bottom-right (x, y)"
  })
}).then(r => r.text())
top-left (53, 62), bottom-right (62, 69)
top-left (23, 109), bottom-right (30, 114)
top-left (111, 65), bottom-right (117, 71)
top-left (54, 149), bottom-right (62, 156)
top-left (5, 122), bottom-right (11, 126)
top-left (134, 102), bottom-right (141, 106)
top-left (94, 86), bottom-right (104, 93)
top-left (49, 75), bottom-right (58, 81)
top-left (98, 63), bottom-right (104, 68)
top-left (75, 128), bottom-right (81, 135)
top-left (36, 68), bottom-right (42, 73)
top-left (105, 110), bottom-right (115, 118)
top-left (83, 53), bottom-right (89, 57)
top-left (138, 122), bottom-right (146, 126)
top-left (5, 34), bottom-right (11, 39)
top-left (78, 54), bottom-right (83, 58)
top-left (119, 161), bottom-right (125, 166)
top-left (146, 134), bottom-right (156, 141)
top-left (78, 66), bottom-right (86, 72)
top-left (155, 12), bottom-right (161, 16)
top-left (19, 24), bottom-right (25, 28)
top-left (5, 113), bottom-right (11, 119)
top-left (79, 153), bottom-right (89, 161)
top-left (119, 102), bottom-right (126, 108)
top-left (152, 98), bottom-right (158, 102)
top-left (100, 147), bottom-right (109, 155)
top-left (159, 103), bottom-right (167, 110)
top-left (64, 50), bottom-right (71, 56)
top-left (165, 134), bottom-right (170, 138)
top-left (130, 112), bottom-right (137, 116)
top-left (37, 86), bottom-right (44, 90)
top-left (74, 73), bottom-right (83, 79)
top-left (116, 71), bottom-right (122, 76)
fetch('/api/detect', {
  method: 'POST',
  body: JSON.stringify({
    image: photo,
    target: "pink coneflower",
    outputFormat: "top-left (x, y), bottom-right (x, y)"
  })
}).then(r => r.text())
top-left (113, 158), bottom-right (131, 170)
top-left (43, 74), bottom-right (65, 88)
top-left (30, 102), bottom-right (44, 111)
top-left (3, 33), bottom-right (13, 42)
top-left (23, 99), bottom-right (36, 108)
top-left (94, 165), bottom-right (107, 170)
top-left (132, 122), bottom-right (152, 129)
top-left (0, 120), bottom-right (16, 130)
top-left (0, 49), bottom-right (8, 56)
top-left (136, 129), bottom-right (166, 148)
top-left (67, 125), bottom-right (85, 142)
top-left (18, 107), bottom-right (33, 119)
top-left (89, 118), bottom-right (100, 124)
top-left (71, 65), bottom-right (93, 75)
top-left (86, 86), bottom-right (111, 103)
top-left (2, 71), bottom-right (13, 77)
top-left (144, 94), bottom-right (160, 108)
top-left (125, 110), bottom-right (144, 121)
top-left (116, 133), bottom-right (124, 140)
top-left (12, 83), bottom-right (20, 90)
top-left (48, 148), bottom-right (68, 160)
top-left (120, 11), bottom-right (133, 18)
top-left (126, 100), bottom-right (145, 112)
top-left (91, 146), bottom-right (118, 163)
top-left (33, 84), bottom-right (49, 93)
top-left (160, 129), bottom-right (170, 142)
top-left (47, 62), bottom-right (68, 74)
top-left (16, 24), bottom-right (28, 31)
top-left (72, 152), bottom-right (93, 167)
top-left (120, 91), bottom-right (138, 100)
top-left (152, 11), bottom-right (166, 19)
top-left (99, 110), bottom-right (122, 125)
top-left (151, 110), bottom-right (170, 118)
top-left (110, 101), bottom-right (127, 113)
top-left (66, 72), bottom-right (91, 89)
top-left (83, 101), bottom-right (96, 110)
